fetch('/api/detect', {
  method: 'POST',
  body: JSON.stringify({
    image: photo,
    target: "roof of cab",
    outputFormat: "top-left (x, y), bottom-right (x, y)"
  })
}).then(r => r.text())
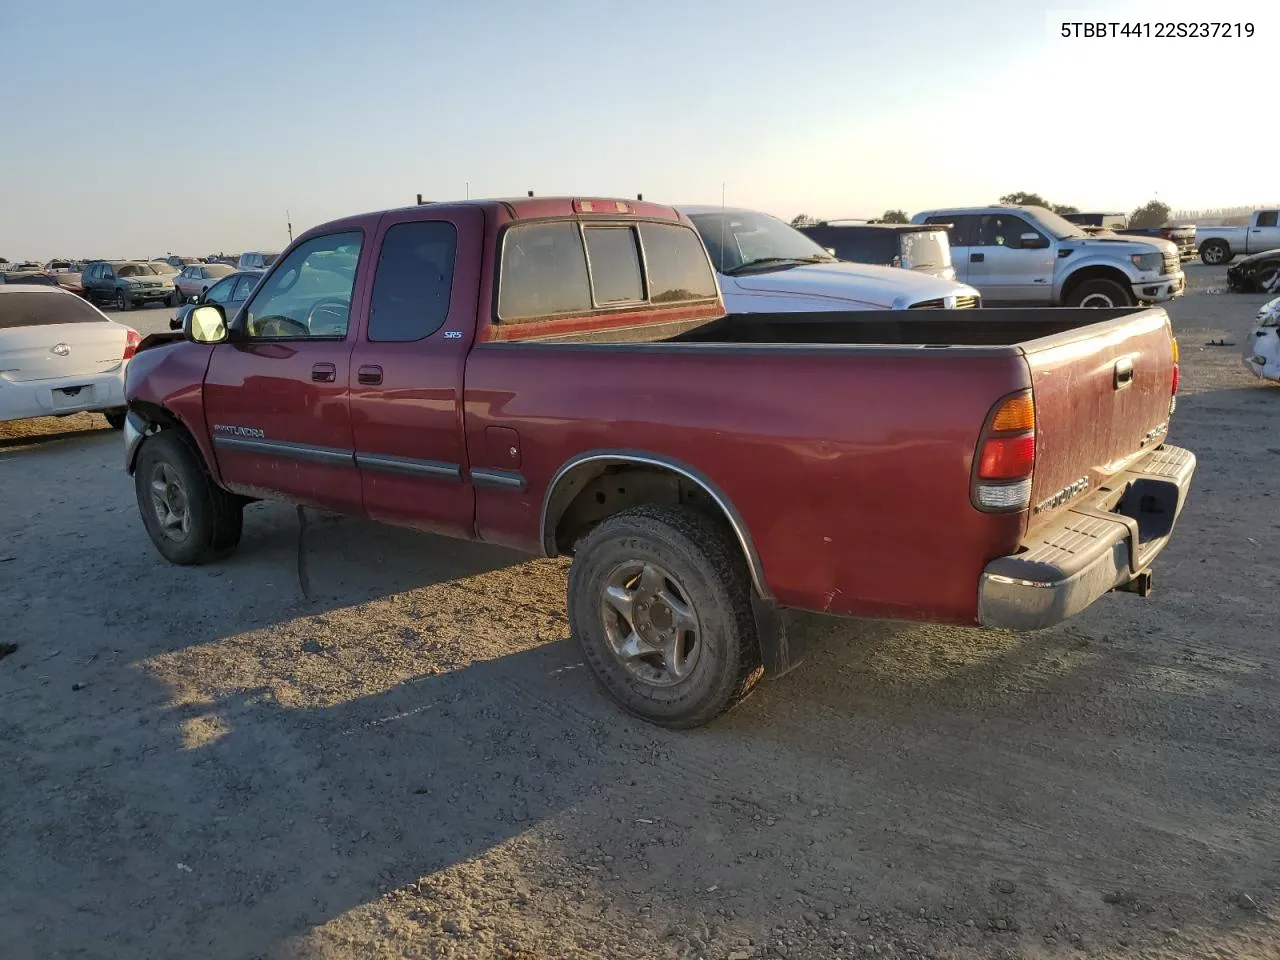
top-left (302, 197), bottom-right (686, 238)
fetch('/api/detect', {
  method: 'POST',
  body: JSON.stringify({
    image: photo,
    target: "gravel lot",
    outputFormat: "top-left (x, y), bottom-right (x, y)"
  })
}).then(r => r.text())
top-left (3, 267), bottom-right (1278, 960)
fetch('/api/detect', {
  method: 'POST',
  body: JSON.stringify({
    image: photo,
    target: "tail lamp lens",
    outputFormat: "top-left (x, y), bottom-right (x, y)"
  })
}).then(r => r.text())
top-left (979, 434), bottom-right (1036, 479)
top-left (123, 328), bottom-right (141, 360)
top-left (973, 391), bottom-right (1036, 512)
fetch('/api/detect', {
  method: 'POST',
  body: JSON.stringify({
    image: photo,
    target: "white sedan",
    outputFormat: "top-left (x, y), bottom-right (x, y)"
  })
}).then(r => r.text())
top-left (0, 286), bottom-right (139, 427)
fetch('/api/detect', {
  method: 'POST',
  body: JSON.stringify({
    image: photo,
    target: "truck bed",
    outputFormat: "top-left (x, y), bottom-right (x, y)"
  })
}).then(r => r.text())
top-left (466, 305), bottom-right (1177, 623)
top-left (669, 307), bottom-right (1145, 348)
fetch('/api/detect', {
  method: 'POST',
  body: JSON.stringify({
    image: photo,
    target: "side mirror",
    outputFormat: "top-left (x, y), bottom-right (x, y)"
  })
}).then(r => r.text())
top-left (184, 304), bottom-right (228, 344)
top-left (1020, 232), bottom-right (1049, 249)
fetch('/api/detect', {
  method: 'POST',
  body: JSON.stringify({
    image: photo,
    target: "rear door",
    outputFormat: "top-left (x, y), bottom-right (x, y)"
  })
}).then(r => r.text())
top-left (349, 207), bottom-right (483, 538)
top-left (202, 229), bottom-right (367, 513)
top-left (1023, 308), bottom-right (1177, 529)
top-left (925, 214), bottom-right (980, 282)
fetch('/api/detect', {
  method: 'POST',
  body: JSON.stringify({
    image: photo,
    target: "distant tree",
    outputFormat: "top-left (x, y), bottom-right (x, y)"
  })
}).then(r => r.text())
top-left (999, 191), bottom-right (1050, 207)
top-left (1129, 199), bottom-right (1171, 229)
top-left (790, 214), bottom-right (817, 228)
top-left (1052, 204), bottom-right (1080, 216)
top-left (880, 209), bottom-right (909, 223)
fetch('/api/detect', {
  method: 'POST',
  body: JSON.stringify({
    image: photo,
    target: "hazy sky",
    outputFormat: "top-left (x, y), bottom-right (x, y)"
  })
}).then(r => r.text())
top-left (3, 0), bottom-right (1277, 259)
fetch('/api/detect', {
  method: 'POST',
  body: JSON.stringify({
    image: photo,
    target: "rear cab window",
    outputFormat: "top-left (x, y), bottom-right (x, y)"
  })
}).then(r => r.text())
top-left (925, 214), bottom-right (981, 247)
top-left (0, 291), bottom-right (103, 328)
top-left (494, 218), bottom-right (718, 333)
top-left (368, 220), bottom-right (458, 341)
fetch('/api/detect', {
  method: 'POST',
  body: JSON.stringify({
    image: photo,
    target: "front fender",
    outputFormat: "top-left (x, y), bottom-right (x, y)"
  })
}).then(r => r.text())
top-left (1061, 255), bottom-right (1142, 283)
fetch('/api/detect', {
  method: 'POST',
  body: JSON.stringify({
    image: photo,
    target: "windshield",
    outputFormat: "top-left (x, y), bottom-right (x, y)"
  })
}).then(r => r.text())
top-left (900, 230), bottom-right (951, 270)
top-left (689, 211), bottom-right (834, 274)
top-left (116, 263), bottom-right (158, 277)
top-left (149, 262), bottom-right (179, 275)
top-left (1022, 206), bottom-right (1088, 240)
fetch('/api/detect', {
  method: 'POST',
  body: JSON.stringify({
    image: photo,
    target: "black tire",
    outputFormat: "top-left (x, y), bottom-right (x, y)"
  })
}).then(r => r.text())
top-left (1064, 277), bottom-right (1133, 308)
top-left (134, 430), bottom-right (243, 565)
top-left (568, 504), bottom-right (763, 728)
top-left (104, 409), bottom-right (127, 430)
top-left (1200, 239), bottom-right (1231, 265)
top-left (166, 290), bottom-right (180, 308)
top-left (114, 289), bottom-right (131, 311)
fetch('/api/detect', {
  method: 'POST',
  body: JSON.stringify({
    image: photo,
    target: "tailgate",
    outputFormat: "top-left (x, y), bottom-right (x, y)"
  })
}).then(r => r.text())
top-left (1023, 308), bottom-right (1176, 528)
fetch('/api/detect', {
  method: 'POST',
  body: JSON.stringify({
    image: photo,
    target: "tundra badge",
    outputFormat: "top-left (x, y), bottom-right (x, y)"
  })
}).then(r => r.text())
top-left (212, 424), bottom-right (266, 439)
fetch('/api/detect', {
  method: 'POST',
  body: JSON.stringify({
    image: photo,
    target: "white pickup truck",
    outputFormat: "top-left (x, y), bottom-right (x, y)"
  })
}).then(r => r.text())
top-left (679, 206), bottom-right (982, 312)
top-left (1196, 209), bottom-right (1280, 265)
top-left (911, 205), bottom-right (1183, 308)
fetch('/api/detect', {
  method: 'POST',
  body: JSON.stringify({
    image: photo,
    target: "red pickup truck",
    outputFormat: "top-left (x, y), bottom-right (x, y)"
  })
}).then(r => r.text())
top-left (123, 196), bottom-right (1195, 727)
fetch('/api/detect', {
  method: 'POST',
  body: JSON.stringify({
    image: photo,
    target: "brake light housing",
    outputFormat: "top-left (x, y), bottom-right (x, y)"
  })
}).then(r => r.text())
top-left (123, 327), bottom-right (141, 360)
top-left (972, 390), bottom-right (1036, 513)
top-left (1170, 337), bottom-right (1179, 414)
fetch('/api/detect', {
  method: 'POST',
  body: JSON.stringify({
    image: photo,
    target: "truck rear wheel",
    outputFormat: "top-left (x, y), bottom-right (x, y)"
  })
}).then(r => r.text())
top-left (1065, 278), bottom-right (1133, 308)
top-left (134, 430), bottom-right (243, 565)
top-left (568, 504), bottom-right (763, 728)
top-left (1200, 240), bottom-right (1230, 265)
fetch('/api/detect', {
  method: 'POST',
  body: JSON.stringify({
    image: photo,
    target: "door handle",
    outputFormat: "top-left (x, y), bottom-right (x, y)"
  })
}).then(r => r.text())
top-left (311, 362), bottom-right (336, 383)
top-left (970, 252), bottom-right (985, 263)
top-left (357, 364), bottom-right (383, 386)
top-left (1114, 357), bottom-right (1134, 390)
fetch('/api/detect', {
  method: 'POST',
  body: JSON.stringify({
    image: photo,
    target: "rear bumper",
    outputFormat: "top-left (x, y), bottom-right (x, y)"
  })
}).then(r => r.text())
top-left (978, 444), bottom-right (1196, 631)
top-left (0, 369), bottom-right (126, 422)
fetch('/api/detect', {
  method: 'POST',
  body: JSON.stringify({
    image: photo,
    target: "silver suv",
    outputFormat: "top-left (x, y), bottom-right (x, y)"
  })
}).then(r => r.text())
top-left (911, 205), bottom-right (1184, 307)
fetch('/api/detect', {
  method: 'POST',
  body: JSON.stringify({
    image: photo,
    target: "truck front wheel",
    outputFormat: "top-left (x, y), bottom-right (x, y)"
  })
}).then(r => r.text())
top-left (1065, 278), bottom-right (1133, 308)
top-left (568, 504), bottom-right (763, 728)
top-left (134, 430), bottom-right (243, 565)
top-left (1200, 240), bottom-right (1231, 265)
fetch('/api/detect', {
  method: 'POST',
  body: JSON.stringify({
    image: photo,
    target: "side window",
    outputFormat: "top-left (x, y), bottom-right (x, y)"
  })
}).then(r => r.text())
top-left (497, 222), bottom-right (591, 321)
top-left (926, 215), bottom-right (978, 247)
top-left (231, 274), bottom-right (260, 300)
top-left (981, 215), bottom-right (1039, 249)
top-left (367, 220), bottom-right (457, 342)
top-left (1258, 211), bottom-right (1279, 228)
top-left (242, 231), bottom-right (362, 339)
top-left (638, 222), bottom-right (718, 303)
top-left (204, 276), bottom-right (237, 303)
top-left (584, 226), bottom-right (643, 304)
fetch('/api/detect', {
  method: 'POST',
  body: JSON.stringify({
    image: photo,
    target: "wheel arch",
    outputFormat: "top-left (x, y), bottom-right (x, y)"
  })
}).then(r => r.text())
top-left (125, 400), bottom-right (202, 476)
top-left (1060, 265), bottom-right (1134, 305)
top-left (540, 450), bottom-right (771, 601)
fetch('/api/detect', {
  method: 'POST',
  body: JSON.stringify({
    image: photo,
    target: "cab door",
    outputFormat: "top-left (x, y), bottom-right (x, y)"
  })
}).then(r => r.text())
top-left (348, 207), bottom-right (484, 539)
top-left (969, 213), bottom-right (1054, 302)
top-left (202, 228), bottom-right (369, 513)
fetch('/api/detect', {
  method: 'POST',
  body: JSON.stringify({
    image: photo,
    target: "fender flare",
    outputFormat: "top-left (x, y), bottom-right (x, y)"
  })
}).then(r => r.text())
top-left (539, 449), bottom-right (771, 601)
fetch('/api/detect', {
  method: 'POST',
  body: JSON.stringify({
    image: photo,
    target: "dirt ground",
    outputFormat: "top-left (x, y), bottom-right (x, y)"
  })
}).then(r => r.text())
top-left (2, 267), bottom-right (1278, 960)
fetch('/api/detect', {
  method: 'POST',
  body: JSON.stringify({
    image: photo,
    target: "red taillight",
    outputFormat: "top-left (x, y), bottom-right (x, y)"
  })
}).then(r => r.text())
top-left (123, 328), bottom-right (141, 360)
top-left (1171, 362), bottom-right (1180, 395)
top-left (972, 390), bottom-right (1036, 512)
top-left (979, 434), bottom-right (1036, 480)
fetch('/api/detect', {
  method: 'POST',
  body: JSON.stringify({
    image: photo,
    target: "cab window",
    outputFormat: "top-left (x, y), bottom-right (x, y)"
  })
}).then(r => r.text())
top-left (241, 232), bottom-right (362, 339)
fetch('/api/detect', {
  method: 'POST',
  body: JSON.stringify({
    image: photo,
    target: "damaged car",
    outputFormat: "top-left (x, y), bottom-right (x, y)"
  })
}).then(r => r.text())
top-left (1242, 296), bottom-right (1280, 383)
top-left (1227, 249), bottom-right (1280, 294)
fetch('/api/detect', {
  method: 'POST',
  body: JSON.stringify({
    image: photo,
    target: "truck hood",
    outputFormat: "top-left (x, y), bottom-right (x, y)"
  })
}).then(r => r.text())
top-left (1065, 235), bottom-right (1178, 256)
top-left (723, 261), bottom-right (977, 309)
